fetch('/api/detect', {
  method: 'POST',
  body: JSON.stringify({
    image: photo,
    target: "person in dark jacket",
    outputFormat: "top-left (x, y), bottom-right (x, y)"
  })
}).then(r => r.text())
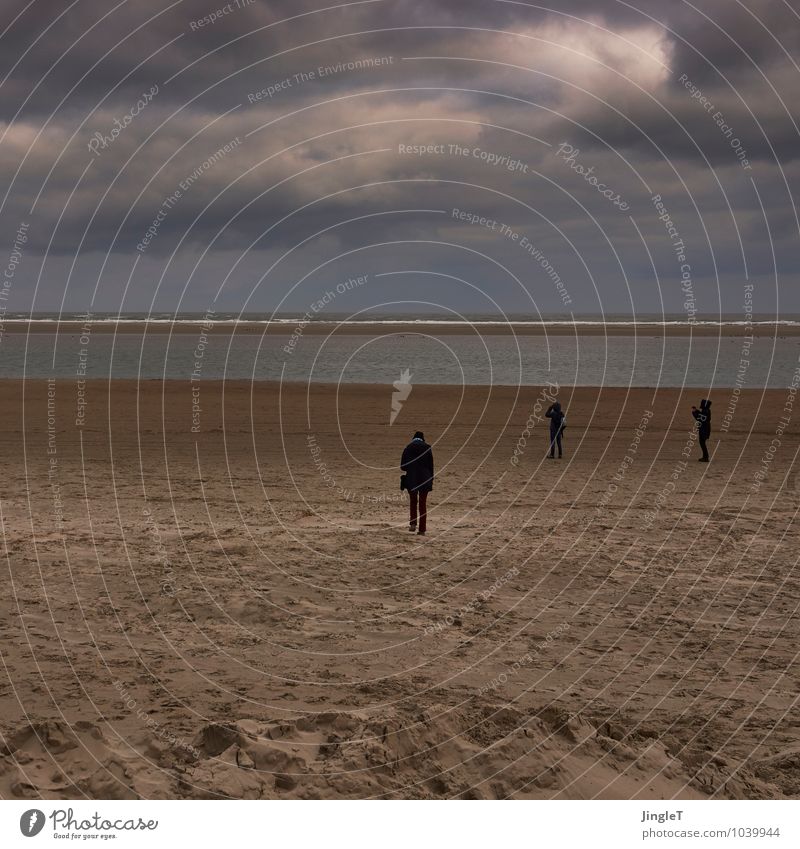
top-left (401, 431), bottom-right (434, 535)
top-left (692, 398), bottom-right (712, 462)
top-left (545, 402), bottom-right (566, 459)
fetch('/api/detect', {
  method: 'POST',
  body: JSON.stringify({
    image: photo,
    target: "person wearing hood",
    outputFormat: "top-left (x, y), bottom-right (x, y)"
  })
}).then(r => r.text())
top-left (400, 431), bottom-right (434, 535)
top-left (545, 401), bottom-right (566, 459)
top-left (692, 398), bottom-right (712, 462)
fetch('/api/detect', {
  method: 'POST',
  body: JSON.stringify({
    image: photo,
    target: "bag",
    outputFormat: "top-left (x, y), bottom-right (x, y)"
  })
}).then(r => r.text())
top-left (400, 474), bottom-right (407, 491)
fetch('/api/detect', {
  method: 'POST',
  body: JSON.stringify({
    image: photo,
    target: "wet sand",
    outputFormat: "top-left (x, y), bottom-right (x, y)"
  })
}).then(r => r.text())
top-left (0, 379), bottom-right (798, 799)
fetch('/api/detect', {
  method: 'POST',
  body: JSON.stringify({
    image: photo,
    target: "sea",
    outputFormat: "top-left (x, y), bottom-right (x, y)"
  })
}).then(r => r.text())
top-left (0, 313), bottom-right (798, 388)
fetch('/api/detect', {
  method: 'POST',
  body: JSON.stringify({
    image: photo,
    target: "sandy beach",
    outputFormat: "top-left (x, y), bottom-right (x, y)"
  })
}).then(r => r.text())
top-left (1, 378), bottom-right (798, 799)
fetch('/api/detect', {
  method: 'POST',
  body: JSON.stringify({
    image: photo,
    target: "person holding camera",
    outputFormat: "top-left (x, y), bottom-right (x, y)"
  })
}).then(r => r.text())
top-left (692, 398), bottom-right (712, 462)
top-left (545, 401), bottom-right (566, 459)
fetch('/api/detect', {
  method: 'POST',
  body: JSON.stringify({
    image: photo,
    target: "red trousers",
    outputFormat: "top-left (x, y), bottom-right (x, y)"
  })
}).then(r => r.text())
top-left (409, 490), bottom-right (428, 533)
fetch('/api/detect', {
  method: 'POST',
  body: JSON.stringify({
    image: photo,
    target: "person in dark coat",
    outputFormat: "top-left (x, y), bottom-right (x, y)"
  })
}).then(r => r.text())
top-left (692, 398), bottom-right (712, 462)
top-left (545, 402), bottom-right (566, 459)
top-left (401, 431), bottom-right (434, 535)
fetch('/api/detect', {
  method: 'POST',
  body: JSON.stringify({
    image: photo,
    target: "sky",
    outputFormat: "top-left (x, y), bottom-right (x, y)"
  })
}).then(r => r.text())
top-left (1, 0), bottom-right (798, 318)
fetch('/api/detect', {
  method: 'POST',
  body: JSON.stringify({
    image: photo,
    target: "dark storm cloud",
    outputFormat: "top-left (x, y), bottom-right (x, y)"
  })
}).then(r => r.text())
top-left (0, 0), bottom-right (797, 313)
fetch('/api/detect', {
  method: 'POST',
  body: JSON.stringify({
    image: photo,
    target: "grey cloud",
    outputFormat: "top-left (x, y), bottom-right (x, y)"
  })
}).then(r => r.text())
top-left (0, 0), bottom-right (797, 314)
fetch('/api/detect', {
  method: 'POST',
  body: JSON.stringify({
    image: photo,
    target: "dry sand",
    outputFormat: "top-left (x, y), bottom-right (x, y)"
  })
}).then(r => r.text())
top-left (0, 378), bottom-right (798, 799)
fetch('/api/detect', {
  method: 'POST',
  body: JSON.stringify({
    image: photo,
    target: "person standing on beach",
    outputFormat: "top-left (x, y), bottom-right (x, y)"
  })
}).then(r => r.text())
top-left (692, 399), bottom-right (712, 462)
top-left (545, 402), bottom-right (566, 459)
top-left (401, 431), bottom-right (434, 535)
